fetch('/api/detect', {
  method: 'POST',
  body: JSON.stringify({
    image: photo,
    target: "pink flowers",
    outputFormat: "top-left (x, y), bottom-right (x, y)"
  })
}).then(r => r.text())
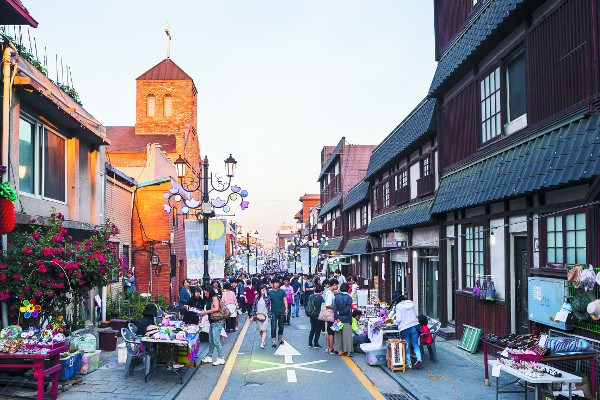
top-left (0, 290), bottom-right (10, 301)
top-left (28, 219), bottom-right (36, 223)
top-left (59, 273), bottom-right (65, 277)
top-left (48, 292), bottom-right (54, 297)
top-left (52, 235), bottom-right (63, 243)
top-left (12, 274), bottom-right (21, 280)
top-left (38, 265), bottom-right (46, 273)
top-left (0, 273), bottom-right (6, 281)
top-left (76, 273), bottom-right (82, 278)
top-left (36, 292), bottom-right (42, 297)
top-left (57, 283), bottom-right (64, 289)
top-left (32, 232), bottom-right (40, 239)
top-left (84, 245), bottom-right (91, 251)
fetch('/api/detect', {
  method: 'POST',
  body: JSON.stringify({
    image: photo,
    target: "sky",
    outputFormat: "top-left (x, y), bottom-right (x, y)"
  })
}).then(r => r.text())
top-left (19, 1), bottom-right (437, 242)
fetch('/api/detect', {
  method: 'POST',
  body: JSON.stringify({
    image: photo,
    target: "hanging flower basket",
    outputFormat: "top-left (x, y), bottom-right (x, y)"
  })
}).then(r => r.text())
top-left (0, 181), bottom-right (18, 235)
top-left (0, 199), bottom-right (15, 234)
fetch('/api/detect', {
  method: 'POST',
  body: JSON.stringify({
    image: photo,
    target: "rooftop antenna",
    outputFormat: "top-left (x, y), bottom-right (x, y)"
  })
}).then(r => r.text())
top-left (165, 23), bottom-right (171, 59)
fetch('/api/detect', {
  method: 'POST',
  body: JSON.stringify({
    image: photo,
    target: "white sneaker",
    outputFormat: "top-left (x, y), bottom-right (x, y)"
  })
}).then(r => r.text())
top-left (212, 358), bottom-right (225, 366)
top-left (201, 356), bottom-right (212, 364)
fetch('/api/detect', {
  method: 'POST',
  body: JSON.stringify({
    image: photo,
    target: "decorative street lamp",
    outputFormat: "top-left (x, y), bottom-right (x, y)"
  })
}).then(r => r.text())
top-left (163, 154), bottom-right (249, 283)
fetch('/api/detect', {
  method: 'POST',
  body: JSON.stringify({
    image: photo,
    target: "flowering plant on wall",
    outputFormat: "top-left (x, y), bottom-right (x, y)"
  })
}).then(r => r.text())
top-left (0, 211), bottom-right (128, 325)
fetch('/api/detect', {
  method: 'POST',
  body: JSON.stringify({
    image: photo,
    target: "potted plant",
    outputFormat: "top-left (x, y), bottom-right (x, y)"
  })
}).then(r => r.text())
top-left (0, 181), bottom-right (17, 235)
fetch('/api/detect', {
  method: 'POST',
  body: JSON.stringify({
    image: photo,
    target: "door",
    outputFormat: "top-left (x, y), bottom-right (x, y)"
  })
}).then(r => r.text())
top-left (419, 253), bottom-right (439, 320)
top-left (450, 244), bottom-right (455, 322)
top-left (514, 237), bottom-right (529, 334)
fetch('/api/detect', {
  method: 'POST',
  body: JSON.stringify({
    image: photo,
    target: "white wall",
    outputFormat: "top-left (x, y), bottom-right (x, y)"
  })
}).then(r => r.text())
top-left (490, 218), bottom-right (505, 301)
top-left (413, 226), bottom-right (439, 247)
top-left (410, 163), bottom-right (419, 199)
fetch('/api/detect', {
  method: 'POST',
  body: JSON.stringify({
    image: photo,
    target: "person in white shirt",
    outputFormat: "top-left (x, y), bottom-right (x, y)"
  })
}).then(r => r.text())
top-left (391, 291), bottom-right (422, 369)
top-left (335, 269), bottom-right (347, 285)
top-left (323, 278), bottom-right (338, 354)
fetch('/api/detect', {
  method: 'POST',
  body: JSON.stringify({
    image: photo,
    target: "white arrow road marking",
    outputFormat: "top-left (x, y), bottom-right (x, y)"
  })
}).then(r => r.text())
top-left (274, 341), bottom-right (301, 364)
top-left (250, 359), bottom-right (333, 374)
top-left (287, 370), bottom-right (297, 383)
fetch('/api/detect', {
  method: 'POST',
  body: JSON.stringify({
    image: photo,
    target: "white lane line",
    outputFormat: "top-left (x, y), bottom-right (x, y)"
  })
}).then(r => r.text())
top-left (250, 359), bottom-right (333, 374)
top-left (287, 370), bottom-right (297, 383)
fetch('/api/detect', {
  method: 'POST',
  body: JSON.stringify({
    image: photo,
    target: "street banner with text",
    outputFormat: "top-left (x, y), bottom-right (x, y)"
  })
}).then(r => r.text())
top-left (185, 219), bottom-right (227, 279)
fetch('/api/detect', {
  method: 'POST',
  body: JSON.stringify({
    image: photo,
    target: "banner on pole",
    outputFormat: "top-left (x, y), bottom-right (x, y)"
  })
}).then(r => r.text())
top-left (300, 248), bottom-right (309, 274)
top-left (185, 219), bottom-right (227, 279)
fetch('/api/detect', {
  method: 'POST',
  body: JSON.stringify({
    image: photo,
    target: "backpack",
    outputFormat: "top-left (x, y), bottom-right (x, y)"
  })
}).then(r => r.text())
top-left (305, 297), bottom-right (319, 318)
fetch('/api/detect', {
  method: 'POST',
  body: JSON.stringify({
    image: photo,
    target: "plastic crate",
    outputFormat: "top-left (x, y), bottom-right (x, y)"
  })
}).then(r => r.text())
top-left (80, 350), bottom-right (101, 374)
top-left (365, 346), bottom-right (387, 366)
top-left (59, 353), bottom-right (76, 381)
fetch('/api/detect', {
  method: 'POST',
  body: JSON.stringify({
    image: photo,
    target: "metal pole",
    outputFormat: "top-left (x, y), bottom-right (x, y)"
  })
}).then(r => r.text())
top-left (202, 156), bottom-right (210, 285)
top-left (308, 243), bottom-right (311, 276)
top-left (247, 232), bottom-right (250, 273)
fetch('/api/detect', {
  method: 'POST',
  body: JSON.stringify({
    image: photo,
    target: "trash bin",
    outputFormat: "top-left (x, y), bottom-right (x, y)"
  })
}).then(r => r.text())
top-left (98, 329), bottom-right (117, 351)
top-left (110, 319), bottom-right (128, 337)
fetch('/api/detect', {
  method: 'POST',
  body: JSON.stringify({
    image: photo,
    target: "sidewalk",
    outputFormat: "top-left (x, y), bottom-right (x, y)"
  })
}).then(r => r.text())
top-left (368, 337), bottom-right (529, 400)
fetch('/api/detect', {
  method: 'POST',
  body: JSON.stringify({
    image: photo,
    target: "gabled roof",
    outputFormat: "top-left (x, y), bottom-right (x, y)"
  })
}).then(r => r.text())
top-left (320, 236), bottom-right (343, 252)
top-left (365, 98), bottom-right (436, 180)
top-left (106, 127), bottom-right (177, 152)
top-left (429, 0), bottom-right (525, 95)
top-left (137, 59), bottom-right (193, 81)
top-left (0, 0), bottom-right (38, 26)
top-left (342, 236), bottom-right (368, 255)
top-left (318, 193), bottom-right (342, 219)
top-left (342, 180), bottom-right (370, 212)
top-left (431, 112), bottom-right (600, 214)
top-left (366, 199), bottom-right (434, 234)
top-left (318, 138), bottom-right (344, 181)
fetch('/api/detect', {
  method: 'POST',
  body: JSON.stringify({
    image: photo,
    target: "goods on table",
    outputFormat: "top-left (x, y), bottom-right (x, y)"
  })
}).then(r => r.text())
top-left (0, 325), bottom-right (66, 355)
top-left (497, 358), bottom-right (563, 378)
top-left (483, 333), bottom-right (539, 349)
top-left (545, 337), bottom-right (591, 354)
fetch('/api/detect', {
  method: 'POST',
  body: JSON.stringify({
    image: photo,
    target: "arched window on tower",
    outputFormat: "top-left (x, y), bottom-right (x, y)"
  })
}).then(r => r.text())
top-left (164, 94), bottom-right (173, 117)
top-left (147, 94), bottom-right (156, 117)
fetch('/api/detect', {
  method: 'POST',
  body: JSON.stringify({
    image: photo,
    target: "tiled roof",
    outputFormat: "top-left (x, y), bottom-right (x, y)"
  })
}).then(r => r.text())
top-left (137, 59), bottom-right (193, 81)
top-left (318, 138), bottom-right (344, 181)
top-left (429, 0), bottom-right (525, 95)
top-left (342, 236), bottom-right (368, 255)
top-left (106, 127), bottom-right (177, 152)
top-left (343, 180), bottom-right (370, 211)
top-left (0, 0), bottom-right (38, 26)
top-left (318, 193), bottom-right (342, 218)
top-left (320, 236), bottom-right (343, 252)
top-left (366, 199), bottom-right (434, 234)
top-left (431, 113), bottom-right (600, 214)
top-left (364, 98), bottom-right (436, 180)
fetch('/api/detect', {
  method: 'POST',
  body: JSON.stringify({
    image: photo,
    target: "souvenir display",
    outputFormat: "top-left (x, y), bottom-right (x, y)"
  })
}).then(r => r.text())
top-left (482, 333), bottom-right (540, 349)
top-left (498, 358), bottom-right (563, 378)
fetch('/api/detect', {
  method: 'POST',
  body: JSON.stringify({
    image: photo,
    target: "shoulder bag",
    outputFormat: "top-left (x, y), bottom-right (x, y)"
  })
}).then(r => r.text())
top-left (211, 298), bottom-right (231, 322)
top-left (318, 303), bottom-right (334, 322)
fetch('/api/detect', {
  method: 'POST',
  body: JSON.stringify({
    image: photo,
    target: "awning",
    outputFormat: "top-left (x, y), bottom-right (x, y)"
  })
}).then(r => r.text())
top-left (318, 193), bottom-right (342, 219)
top-left (342, 236), bottom-right (368, 255)
top-left (431, 112), bottom-right (600, 214)
top-left (429, 0), bottom-right (525, 95)
top-left (319, 236), bottom-right (343, 252)
top-left (366, 199), bottom-right (434, 234)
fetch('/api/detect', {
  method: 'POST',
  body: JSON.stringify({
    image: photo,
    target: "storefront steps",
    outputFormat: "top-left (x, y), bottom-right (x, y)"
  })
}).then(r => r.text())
top-left (437, 327), bottom-right (455, 340)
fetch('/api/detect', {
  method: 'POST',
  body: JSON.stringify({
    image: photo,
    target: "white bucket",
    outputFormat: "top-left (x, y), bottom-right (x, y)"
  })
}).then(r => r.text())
top-left (117, 343), bottom-right (127, 364)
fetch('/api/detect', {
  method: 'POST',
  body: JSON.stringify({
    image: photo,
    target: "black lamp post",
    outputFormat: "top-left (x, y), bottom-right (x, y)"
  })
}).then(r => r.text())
top-left (167, 153), bottom-right (246, 285)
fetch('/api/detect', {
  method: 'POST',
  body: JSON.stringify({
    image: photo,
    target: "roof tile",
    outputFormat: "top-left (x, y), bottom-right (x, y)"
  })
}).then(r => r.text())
top-left (342, 236), bottom-right (368, 255)
top-left (318, 193), bottom-right (342, 218)
top-left (342, 180), bottom-right (370, 211)
top-left (106, 127), bottom-right (177, 152)
top-left (366, 199), bottom-right (434, 234)
top-left (137, 59), bottom-right (192, 81)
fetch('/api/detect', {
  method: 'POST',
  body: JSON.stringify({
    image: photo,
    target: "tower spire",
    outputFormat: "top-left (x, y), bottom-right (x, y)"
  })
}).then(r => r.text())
top-left (165, 23), bottom-right (171, 59)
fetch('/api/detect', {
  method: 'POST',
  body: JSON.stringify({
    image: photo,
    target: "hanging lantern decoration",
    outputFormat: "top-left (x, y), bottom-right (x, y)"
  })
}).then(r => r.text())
top-left (0, 181), bottom-right (18, 235)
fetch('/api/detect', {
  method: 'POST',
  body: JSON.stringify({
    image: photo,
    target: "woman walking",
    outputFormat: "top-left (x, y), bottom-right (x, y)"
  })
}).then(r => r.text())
top-left (222, 282), bottom-right (238, 332)
top-left (200, 287), bottom-right (226, 366)
top-left (252, 285), bottom-right (271, 349)
top-left (333, 282), bottom-right (354, 356)
top-left (244, 279), bottom-right (257, 315)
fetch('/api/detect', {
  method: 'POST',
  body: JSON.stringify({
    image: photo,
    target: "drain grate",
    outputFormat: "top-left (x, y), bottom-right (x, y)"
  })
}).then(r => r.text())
top-left (383, 393), bottom-right (413, 400)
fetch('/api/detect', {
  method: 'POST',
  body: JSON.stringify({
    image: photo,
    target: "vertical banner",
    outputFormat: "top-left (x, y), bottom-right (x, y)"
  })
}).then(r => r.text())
top-left (300, 248), bottom-right (310, 274)
top-left (310, 248), bottom-right (318, 273)
top-left (249, 252), bottom-right (257, 275)
top-left (185, 219), bottom-right (227, 279)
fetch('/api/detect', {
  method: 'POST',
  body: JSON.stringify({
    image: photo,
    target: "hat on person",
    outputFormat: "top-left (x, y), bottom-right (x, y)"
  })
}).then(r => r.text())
top-left (587, 300), bottom-right (600, 321)
top-left (391, 290), bottom-right (404, 304)
top-left (568, 265), bottom-right (583, 289)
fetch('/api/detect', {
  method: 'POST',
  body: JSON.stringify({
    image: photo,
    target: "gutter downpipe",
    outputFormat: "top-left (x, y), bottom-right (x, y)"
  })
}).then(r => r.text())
top-left (1, 42), bottom-right (17, 329)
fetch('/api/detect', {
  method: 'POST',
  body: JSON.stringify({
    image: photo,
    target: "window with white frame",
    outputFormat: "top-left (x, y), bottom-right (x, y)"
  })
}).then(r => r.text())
top-left (396, 170), bottom-right (408, 189)
top-left (164, 94), bottom-right (173, 117)
top-left (355, 208), bottom-right (361, 229)
top-left (18, 116), bottom-right (66, 202)
top-left (422, 155), bottom-right (431, 176)
top-left (147, 94), bottom-right (155, 117)
top-left (480, 67), bottom-right (501, 143)
top-left (373, 187), bottom-right (379, 211)
top-left (383, 181), bottom-right (390, 208)
top-left (349, 211), bottom-right (356, 231)
top-left (361, 205), bottom-right (368, 226)
top-left (505, 52), bottom-right (527, 135)
top-left (465, 225), bottom-right (484, 288)
top-left (546, 213), bottom-right (586, 265)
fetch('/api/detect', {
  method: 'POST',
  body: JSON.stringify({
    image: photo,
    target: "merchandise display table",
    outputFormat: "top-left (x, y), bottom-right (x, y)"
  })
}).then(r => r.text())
top-left (141, 333), bottom-right (199, 383)
top-left (482, 339), bottom-right (597, 397)
top-left (488, 359), bottom-right (582, 400)
top-left (0, 344), bottom-right (68, 400)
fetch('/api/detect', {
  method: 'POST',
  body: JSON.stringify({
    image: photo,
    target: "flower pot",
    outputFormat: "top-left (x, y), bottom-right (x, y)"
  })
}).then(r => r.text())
top-left (99, 321), bottom-right (111, 329)
top-left (0, 199), bottom-right (15, 235)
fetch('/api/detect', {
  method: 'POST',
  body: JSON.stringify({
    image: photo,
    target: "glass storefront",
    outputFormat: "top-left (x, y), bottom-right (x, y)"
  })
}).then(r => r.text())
top-left (418, 248), bottom-right (439, 320)
top-left (391, 250), bottom-right (409, 296)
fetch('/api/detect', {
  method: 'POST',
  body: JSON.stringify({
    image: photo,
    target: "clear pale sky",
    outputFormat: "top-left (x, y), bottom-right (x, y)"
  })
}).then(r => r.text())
top-left (21, 1), bottom-right (436, 242)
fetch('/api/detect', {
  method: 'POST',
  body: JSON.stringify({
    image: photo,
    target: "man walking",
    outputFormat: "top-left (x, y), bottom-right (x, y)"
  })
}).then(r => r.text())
top-left (282, 277), bottom-right (294, 325)
top-left (291, 276), bottom-right (302, 317)
top-left (268, 278), bottom-right (288, 347)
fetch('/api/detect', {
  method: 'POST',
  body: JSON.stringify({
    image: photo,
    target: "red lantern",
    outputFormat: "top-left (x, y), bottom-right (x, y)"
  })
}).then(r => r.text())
top-left (0, 199), bottom-right (15, 234)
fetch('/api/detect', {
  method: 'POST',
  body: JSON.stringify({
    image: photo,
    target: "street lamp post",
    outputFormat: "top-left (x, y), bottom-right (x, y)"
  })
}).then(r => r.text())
top-left (165, 153), bottom-right (248, 285)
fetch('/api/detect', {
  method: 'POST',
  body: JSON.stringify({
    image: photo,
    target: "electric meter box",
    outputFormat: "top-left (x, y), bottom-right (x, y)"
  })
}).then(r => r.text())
top-left (528, 277), bottom-right (572, 331)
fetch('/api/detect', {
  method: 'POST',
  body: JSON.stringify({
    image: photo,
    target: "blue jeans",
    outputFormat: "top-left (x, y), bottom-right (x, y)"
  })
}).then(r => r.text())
top-left (400, 326), bottom-right (421, 365)
top-left (293, 294), bottom-right (300, 316)
top-left (208, 322), bottom-right (223, 359)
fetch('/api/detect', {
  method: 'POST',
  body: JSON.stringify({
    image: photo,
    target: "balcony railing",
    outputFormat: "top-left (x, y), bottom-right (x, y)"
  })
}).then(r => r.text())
top-left (417, 174), bottom-right (434, 197)
top-left (321, 174), bottom-right (341, 204)
top-left (392, 186), bottom-right (410, 206)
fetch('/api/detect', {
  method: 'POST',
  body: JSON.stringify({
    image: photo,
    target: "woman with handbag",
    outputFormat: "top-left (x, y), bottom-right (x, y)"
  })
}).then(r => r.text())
top-left (252, 285), bottom-right (271, 349)
top-left (200, 287), bottom-right (226, 366)
top-left (333, 282), bottom-right (354, 356)
top-left (222, 282), bottom-right (238, 332)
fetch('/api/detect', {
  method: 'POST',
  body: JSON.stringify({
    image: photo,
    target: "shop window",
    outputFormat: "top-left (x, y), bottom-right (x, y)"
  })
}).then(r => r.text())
top-left (464, 225), bottom-right (484, 288)
top-left (480, 67), bottom-right (501, 143)
top-left (546, 213), bottom-right (586, 265)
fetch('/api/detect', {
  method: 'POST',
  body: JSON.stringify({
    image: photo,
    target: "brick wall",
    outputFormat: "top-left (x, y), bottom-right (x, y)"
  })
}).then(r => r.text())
top-left (132, 180), bottom-right (187, 304)
top-left (106, 152), bottom-right (147, 168)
